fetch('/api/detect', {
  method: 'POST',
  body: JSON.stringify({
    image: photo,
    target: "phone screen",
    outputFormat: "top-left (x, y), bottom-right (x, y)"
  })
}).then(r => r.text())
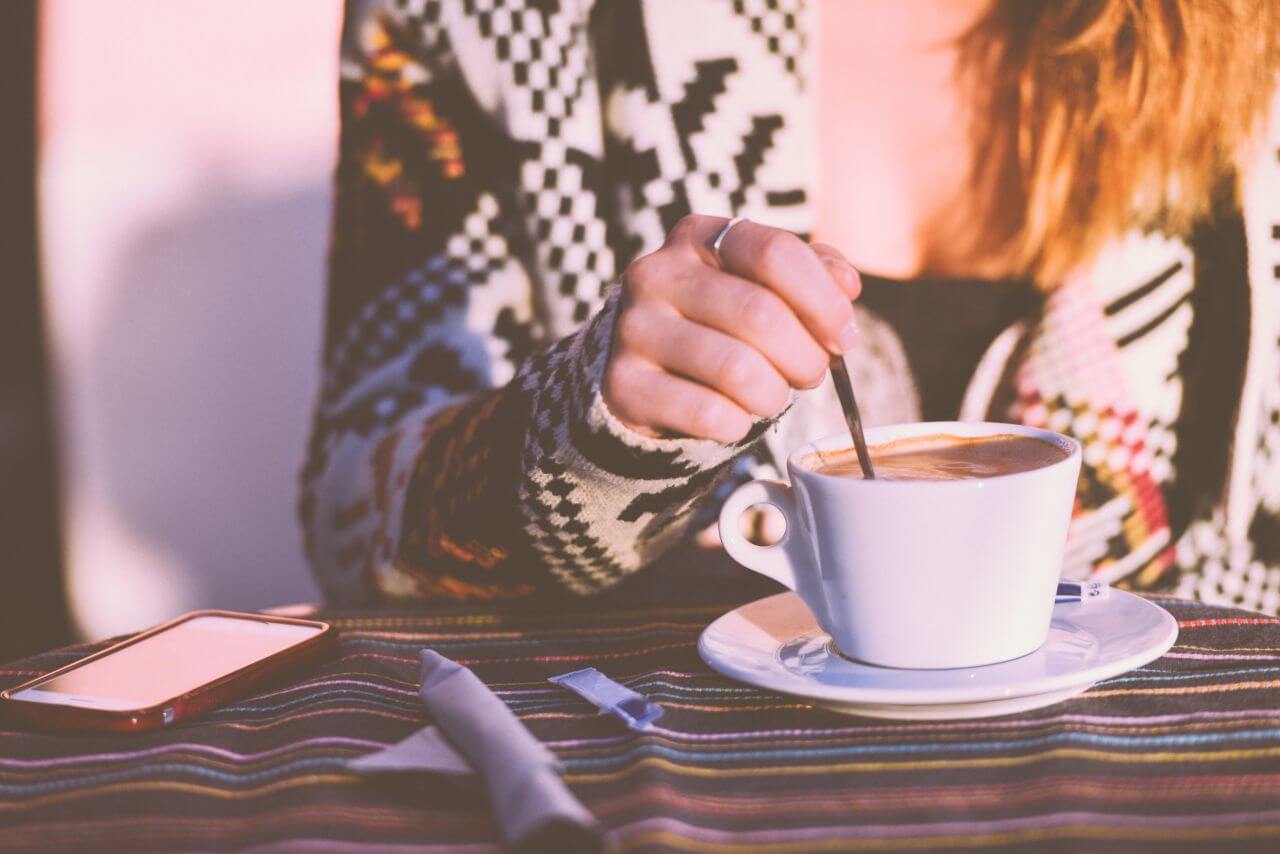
top-left (11, 615), bottom-right (323, 710)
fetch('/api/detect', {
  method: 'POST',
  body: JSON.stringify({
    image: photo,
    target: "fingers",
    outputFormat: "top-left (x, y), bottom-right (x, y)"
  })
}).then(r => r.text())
top-left (607, 214), bottom-right (864, 444)
top-left (717, 221), bottom-right (857, 354)
top-left (667, 215), bottom-right (858, 355)
top-left (615, 305), bottom-right (791, 419)
top-left (665, 268), bottom-right (829, 390)
top-left (603, 354), bottom-right (753, 443)
top-left (810, 242), bottom-right (863, 300)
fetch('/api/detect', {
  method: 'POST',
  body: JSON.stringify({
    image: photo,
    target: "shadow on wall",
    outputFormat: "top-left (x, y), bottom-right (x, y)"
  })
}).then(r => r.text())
top-left (86, 173), bottom-right (327, 615)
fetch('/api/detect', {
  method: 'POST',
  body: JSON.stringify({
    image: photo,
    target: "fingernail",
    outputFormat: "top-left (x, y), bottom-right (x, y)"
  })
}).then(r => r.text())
top-left (837, 323), bottom-right (860, 351)
top-left (822, 256), bottom-right (859, 289)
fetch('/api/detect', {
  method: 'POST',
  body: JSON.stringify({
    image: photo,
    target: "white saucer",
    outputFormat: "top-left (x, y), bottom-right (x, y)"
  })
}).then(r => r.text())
top-left (698, 590), bottom-right (1178, 720)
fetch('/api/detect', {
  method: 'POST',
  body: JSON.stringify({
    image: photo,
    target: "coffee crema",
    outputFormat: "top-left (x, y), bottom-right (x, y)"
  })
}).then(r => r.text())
top-left (802, 433), bottom-right (1069, 482)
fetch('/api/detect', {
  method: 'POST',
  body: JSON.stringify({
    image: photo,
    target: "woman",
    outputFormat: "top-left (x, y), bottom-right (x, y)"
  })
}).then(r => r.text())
top-left (302, 0), bottom-right (1280, 611)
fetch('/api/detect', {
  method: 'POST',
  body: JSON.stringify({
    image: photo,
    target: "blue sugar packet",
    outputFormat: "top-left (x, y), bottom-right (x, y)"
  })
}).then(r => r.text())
top-left (550, 667), bottom-right (664, 730)
top-left (1056, 579), bottom-right (1110, 603)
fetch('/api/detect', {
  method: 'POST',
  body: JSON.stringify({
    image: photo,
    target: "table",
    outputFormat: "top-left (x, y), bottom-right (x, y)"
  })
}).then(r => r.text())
top-left (3, 555), bottom-right (1280, 852)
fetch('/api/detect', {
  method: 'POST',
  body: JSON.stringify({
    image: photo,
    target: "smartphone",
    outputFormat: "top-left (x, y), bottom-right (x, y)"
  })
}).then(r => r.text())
top-left (1, 610), bottom-right (337, 733)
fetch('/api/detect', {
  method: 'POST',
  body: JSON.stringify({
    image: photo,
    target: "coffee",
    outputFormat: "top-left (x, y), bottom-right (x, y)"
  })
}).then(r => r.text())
top-left (803, 433), bottom-right (1068, 482)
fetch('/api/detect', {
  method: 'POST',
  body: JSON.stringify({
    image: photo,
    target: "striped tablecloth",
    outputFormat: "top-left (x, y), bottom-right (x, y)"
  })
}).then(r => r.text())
top-left (3, 558), bottom-right (1280, 852)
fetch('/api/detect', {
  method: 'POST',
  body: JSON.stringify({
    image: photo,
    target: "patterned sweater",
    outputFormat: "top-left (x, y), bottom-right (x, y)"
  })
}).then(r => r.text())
top-left (302, 0), bottom-right (1280, 613)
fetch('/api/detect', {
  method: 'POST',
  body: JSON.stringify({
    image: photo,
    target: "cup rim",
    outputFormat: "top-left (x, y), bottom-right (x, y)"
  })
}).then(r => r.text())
top-left (788, 421), bottom-right (1083, 487)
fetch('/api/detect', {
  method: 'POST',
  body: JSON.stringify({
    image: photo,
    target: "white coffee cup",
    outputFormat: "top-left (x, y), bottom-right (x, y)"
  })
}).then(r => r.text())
top-left (718, 421), bottom-right (1082, 670)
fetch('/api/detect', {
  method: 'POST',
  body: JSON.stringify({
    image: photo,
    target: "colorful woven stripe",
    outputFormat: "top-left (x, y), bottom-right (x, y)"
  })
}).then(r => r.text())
top-left (3, 564), bottom-right (1280, 851)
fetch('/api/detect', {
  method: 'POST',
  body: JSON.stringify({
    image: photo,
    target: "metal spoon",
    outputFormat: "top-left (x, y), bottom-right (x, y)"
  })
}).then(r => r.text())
top-left (828, 354), bottom-right (876, 480)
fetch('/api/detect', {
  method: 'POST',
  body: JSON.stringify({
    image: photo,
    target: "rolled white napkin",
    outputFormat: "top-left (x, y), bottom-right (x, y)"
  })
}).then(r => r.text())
top-left (349, 649), bottom-right (603, 852)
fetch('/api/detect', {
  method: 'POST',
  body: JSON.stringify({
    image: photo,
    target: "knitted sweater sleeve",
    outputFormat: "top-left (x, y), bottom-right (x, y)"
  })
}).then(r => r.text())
top-left (300, 5), bottom-right (769, 604)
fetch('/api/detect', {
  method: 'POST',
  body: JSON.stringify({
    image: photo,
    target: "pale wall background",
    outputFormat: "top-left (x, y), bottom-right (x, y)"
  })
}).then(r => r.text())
top-left (41, 0), bottom-right (344, 638)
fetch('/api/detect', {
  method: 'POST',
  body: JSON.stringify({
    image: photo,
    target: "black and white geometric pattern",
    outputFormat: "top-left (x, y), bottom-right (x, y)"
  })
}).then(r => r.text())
top-left (445, 0), bottom-right (618, 332)
top-left (1172, 127), bottom-right (1280, 611)
top-left (1098, 248), bottom-right (1195, 490)
top-left (730, 0), bottom-right (807, 83)
top-left (598, 0), bottom-right (815, 266)
top-left (325, 193), bottom-right (527, 403)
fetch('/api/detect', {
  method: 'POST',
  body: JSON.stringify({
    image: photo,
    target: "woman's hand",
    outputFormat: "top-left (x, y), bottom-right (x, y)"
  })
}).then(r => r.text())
top-left (603, 215), bottom-right (862, 443)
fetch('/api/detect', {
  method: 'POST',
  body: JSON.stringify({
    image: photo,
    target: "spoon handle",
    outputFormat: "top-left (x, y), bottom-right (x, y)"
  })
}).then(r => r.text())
top-left (828, 355), bottom-right (876, 480)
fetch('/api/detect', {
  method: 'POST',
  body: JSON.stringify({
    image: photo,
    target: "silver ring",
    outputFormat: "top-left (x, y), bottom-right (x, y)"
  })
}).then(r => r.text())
top-left (711, 216), bottom-right (748, 264)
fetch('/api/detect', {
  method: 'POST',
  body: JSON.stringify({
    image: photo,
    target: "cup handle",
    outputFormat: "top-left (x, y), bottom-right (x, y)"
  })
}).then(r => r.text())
top-left (717, 480), bottom-right (814, 592)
